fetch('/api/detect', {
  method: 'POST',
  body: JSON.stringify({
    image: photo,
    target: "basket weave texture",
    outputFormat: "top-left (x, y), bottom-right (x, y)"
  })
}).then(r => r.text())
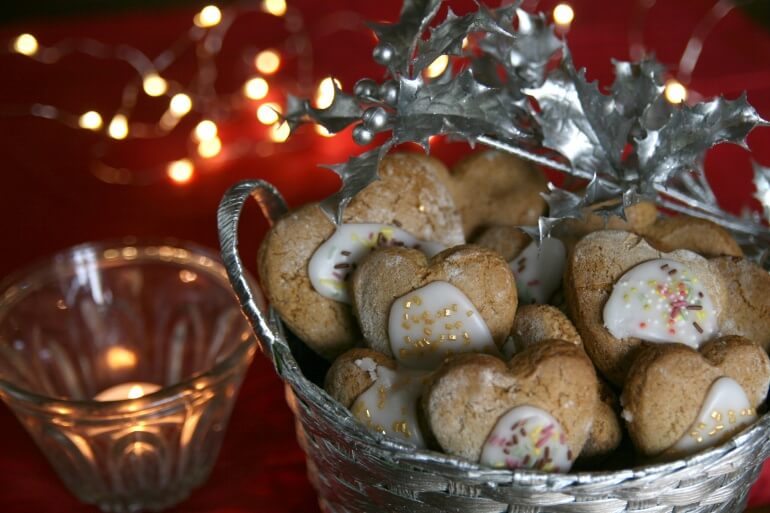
top-left (218, 179), bottom-right (770, 513)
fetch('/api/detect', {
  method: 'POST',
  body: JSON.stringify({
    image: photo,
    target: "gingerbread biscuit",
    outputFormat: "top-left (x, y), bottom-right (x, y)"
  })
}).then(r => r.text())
top-left (509, 304), bottom-right (582, 355)
top-left (709, 256), bottom-right (770, 350)
top-left (565, 230), bottom-right (725, 385)
top-left (472, 225), bottom-right (531, 261)
top-left (443, 150), bottom-right (547, 238)
top-left (641, 216), bottom-right (743, 257)
top-left (621, 338), bottom-right (770, 458)
top-left (557, 201), bottom-right (658, 250)
top-left (258, 152), bottom-right (464, 359)
top-left (325, 348), bottom-right (429, 448)
top-left (351, 245), bottom-right (517, 370)
top-left (422, 340), bottom-right (598, 470)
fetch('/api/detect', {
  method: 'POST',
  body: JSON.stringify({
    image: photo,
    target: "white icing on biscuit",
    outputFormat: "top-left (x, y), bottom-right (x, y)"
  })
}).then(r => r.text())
top-left (388, 281), bottom-right (497, 370)
top-left (670, 377), bottom-right (756, 455)
top-left (480, 405), bottom-right (572, 472)
top-left (508, 238), bottom-right (566, 305)
top-left (603, 259), bottom-right (717, 347)
top-left (350, 365), bottom-right (428, 448)
top-left (308, 223), bottom-right (445, 303)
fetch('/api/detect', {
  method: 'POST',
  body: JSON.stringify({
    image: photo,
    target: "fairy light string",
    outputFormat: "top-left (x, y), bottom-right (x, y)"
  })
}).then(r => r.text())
top-left (0, 0), bottom-right (767, 196)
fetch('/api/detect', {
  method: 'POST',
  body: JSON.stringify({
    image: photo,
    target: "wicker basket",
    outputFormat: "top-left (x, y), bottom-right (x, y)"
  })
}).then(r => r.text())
top-left (218, 179), bottom-right (770, 513)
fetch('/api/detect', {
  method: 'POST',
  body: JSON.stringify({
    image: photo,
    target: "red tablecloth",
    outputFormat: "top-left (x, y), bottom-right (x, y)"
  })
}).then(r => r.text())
top-left (1, 1), bottom-right (770, 511)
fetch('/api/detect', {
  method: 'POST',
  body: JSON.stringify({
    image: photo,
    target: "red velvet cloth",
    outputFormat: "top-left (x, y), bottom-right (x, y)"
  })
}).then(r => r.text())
top-left (1, 0), bottom-right (769, 511)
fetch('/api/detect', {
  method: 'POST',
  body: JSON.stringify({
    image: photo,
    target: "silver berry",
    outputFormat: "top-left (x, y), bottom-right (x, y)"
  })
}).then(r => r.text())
top-left (379, 80), bottom-right (399, 105)
top-left (353, 78), bottom-right (379, 99)
top-left (352, 124), bottom-right (374, 145)
top-left (372, 43), bottom-right (395, 66)
top-left (362, 107), bottom-right (389, 131)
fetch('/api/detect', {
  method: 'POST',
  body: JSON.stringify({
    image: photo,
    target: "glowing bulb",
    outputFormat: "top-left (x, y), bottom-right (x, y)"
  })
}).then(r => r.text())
top-left (462, 36), bottom-right (470, 50)
top-left (127, 385), bottom-right (146, 399)
top-left (270, 122), bottom-right (291, 142)
top-left (244, 77), bottom-right (269, 100)
top-left (143, 73), bottom-right (168, 97)
top-left (262, 0), bottom-right (287, 16)
top-left (315, 124), bottom-right (334, 137)
top-left (425, 55), bottom-right (449, 78)
top-left (13, 33), bottom-right (38, 56)
top-left (106, 347), bottom-right (137, 369)
top-left (664, 79), bottom-right (688, 104)
top-left (255, 49), bottom-right (281, 75)
top-left (553, 3), bottom-right (575, 26)
top-left (314, 77), bottom-right (341, 109)
top-left (167, 159), bottom-right (194, 184)
top-left (108, 114), bottom-right (129, 139)
top-left (169, 93), bottom-right (193, 116)
top-left (198, 136), bottom-right (222, 158)
top-left (78, 111), bottom-right (103, 130)
top-left (194, 5), bottom-right (222, 27)
top-left (194, 119), bottom-right (218, 141)
top-left (257, 103), bottom-right (281, 125)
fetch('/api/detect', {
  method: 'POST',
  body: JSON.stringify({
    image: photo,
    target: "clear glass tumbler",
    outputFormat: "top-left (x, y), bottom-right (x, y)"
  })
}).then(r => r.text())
top-left (0, 240), bottom-right (258, 512)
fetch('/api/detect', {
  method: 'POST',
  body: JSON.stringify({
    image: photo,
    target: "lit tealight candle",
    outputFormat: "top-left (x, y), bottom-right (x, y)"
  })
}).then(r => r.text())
top-left (94, 382), bottom-right (161, 402)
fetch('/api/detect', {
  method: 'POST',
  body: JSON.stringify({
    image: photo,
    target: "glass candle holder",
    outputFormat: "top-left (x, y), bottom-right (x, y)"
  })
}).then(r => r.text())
top-left (0, 240), bottom-right (258, 512)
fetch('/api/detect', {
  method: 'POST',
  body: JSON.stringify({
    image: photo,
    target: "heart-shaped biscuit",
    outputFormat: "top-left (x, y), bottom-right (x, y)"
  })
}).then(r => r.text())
top-left (565, 230), bottom-right (725, 385)
top-left (640, 216), bottom-right (743, 258)
top-left (709, 256), bottom-right (770, 350)
top-left (621, 337), bottom-right (770, 458)
top-left (438, 150), bottom-right (547, 238)
top-left (503, 305), bottom-right (622, 462)
top-left (475, 227), bottom-right (567, 305)
top-left (324, 348), bottom-right (429, 448)
top-left (351, 245), bottom-right (517, 370)
top-left (258, 152), bottom-right (464, 359)
top-left (422, 340), bottom-right (598, 471)
top-left (556, 200), bottom-right (658, 250)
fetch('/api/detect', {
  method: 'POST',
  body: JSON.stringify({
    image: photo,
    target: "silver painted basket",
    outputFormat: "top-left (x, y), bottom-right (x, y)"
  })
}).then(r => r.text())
top-left (218, 179), bottom-right (770, 513)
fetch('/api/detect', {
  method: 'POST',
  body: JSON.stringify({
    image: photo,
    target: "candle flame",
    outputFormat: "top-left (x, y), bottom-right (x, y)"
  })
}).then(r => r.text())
top-left (127, 385), bottom-right (146, 399)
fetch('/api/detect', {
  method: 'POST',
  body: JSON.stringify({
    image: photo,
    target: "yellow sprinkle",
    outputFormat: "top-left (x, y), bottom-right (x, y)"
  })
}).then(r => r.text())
top-left (440, 334), bottom-right (447, 341)
top-left (463, 332), bottom-right (470, 340)
top-left (631, 287), bottom-right (638, 293)
top-left (318, 278), bottom-right (345, 290)
top-left (451, 304), bottom-right (458, 311)
top-left (449, 335), bottom-right (457, 341)
top-left (698, 422), bottom-right (706, 429)
top-left (728, 411), bottom-right (736, 424)
top-left (454, 321), bottom-right (463, 329)
top-left (402, 322), bottom-right (411, 330)
top-left (715, 424), bottom-right (724, 431)
top-left (413, 296), bottom-right (422, 306)
top-left (444, 308), bottom-right (452, 316)
top-left (466, 310), bottom-right (473, 317)
top-left (445, 323), bottom-right (454, 330)
top-left (405, 301), bottom-right (412, 309)
top-left (690, 431), bottom-right (700, 438)
top-left (623, 293), bottom-right (629, 302)
top-left (378, 386), bottom-right (387, 409)
top-left (708, 429), bottom-right (717, 436)
top-left (424, 328), bottom-right (432, 337)
top-left (403, 313), bottom-right (410, 321)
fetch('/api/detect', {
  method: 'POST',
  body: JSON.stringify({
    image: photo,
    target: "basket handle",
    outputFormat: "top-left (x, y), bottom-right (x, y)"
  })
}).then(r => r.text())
top-left (217, 180), bottom-right (288, 363)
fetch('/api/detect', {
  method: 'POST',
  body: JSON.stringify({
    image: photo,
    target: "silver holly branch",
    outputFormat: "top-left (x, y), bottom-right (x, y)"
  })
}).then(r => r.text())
top-left (284, 0), bottom-right (770, 266)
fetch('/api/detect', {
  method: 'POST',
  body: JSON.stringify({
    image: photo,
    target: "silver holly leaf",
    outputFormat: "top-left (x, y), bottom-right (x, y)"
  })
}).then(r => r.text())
top-left (394, 69), bottom-right (533, 148)
top-left (412, 4), bottom-right (516, 77)
top-left (611, 58), bottom-right (671, 135)
top-left (753, 160), bottom-right (770, 221)
top-left (305, 85), bottom-right (367, 134)
top-left (524, 53), bottom-right (633, 178)
top-left (369, 0), bottom-right (443, 76)
top-left (284, 94), bottom-right (310, 132)
top-left (636, 93), bottom-right (768, 189)
top-left (504, 9), bottom-right (561, 87)
top-left (319, 145), bottom-right (392, 224)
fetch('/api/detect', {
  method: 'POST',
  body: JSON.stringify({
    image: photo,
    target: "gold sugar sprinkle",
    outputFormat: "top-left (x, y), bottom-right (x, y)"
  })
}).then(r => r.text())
top-left (413, 296), bottom-right (422, 306)
top-left (445, 323), bottom-right (454, 330)
top-left (439, 334), bottom-right (447, 341)
top-left (463, 332), bottom-right (470, 340)
top-left (403, 313), bottom-right (409, 321)
top-left (402, 322), bottom-right (411, 330)
top-left (454, 321), bottom-right (463, 329)
top-left (698, 422), bottom-right (706, 430)
top-left (715, 424), bottom-right (724, 431)
top-left (405, 301), bottom-right (412, 309)
top-left (466, 310), bottom-right (473, 317)
top-left (690, 431), bottom-right (699, 438)
top-left (424, 328), bottom-right (432, 337)
top-left (696, 436), bottom-right (703, 443)
top-left (728, 411), bottom-right (736, 424)
top-left (449, 335), bottom-right (457, 341)
top-left (377, 386), bottom-right (387, 409)
top-left (444, 308), bottom-right (452, 316)
top-left (451, 304), bottom-right (458, 311)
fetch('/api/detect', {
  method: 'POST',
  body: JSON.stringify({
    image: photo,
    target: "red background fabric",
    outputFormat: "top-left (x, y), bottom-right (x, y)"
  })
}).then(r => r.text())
top-left (1, 0), bottom-right (769, 511)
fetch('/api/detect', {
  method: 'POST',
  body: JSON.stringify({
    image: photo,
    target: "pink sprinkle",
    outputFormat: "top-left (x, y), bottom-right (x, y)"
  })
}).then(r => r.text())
top-left (527, 279), bottom-right (540, 287)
